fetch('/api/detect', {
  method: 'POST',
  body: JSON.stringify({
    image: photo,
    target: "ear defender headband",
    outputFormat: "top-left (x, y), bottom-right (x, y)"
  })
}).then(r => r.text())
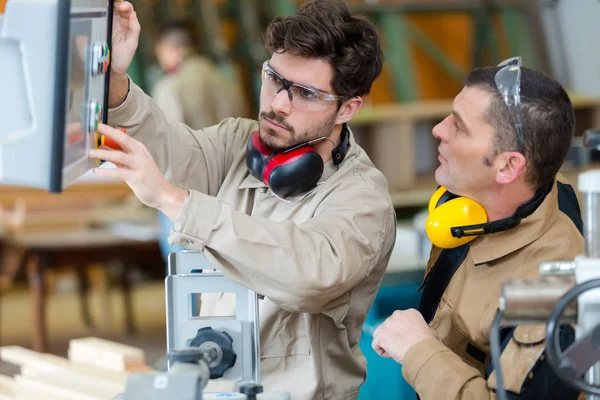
top-left (246, 125), bottom-right (350, 198)
top-left (426, 183), bottom-right (551, 249)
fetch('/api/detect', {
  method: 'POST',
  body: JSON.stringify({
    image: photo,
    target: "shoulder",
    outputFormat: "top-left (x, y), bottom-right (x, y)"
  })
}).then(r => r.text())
top-left (330, 141), bottom-right (393, 204)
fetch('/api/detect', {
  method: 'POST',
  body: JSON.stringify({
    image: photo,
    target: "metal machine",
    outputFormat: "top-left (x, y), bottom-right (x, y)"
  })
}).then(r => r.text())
top-left (119, 251), bottom-right (291, 400)
top-left (496, 130), bottom-right (600, 399)
top-left (0, 0), bottom-right (112, 192)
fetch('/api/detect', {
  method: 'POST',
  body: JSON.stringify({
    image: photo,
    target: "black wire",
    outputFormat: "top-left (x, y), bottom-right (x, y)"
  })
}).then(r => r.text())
top-left (491, 310), bottom-right (508, 400)
top-left (546, 277), bottom-right (600, 395)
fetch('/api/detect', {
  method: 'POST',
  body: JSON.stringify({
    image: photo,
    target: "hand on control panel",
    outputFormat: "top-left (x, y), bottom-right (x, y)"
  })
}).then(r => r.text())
top-left (88, 124), bottom-right (188, 217)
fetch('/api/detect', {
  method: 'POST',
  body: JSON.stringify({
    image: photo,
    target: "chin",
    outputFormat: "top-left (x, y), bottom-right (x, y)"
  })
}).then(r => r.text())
top-left (434, 168), bottom-right (446, 187)
top-left (258, 129), bottom-right (287, 152)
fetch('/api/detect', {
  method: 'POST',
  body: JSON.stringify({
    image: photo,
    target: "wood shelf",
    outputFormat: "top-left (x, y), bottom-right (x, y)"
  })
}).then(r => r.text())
top-left (355, 94), bottom-right (600, 125)
top-left (389, 166), bottom-right (596, 209)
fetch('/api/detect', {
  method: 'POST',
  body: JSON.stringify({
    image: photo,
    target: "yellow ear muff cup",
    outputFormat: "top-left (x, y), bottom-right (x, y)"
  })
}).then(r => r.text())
top-left (426, 197), bottom-right (488, 249)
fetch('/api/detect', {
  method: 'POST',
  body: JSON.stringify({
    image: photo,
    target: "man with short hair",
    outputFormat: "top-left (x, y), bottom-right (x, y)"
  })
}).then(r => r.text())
top-left (92, 1), bottom-right (396, 398)
top-left (372, 59), bottom-right (583, 399)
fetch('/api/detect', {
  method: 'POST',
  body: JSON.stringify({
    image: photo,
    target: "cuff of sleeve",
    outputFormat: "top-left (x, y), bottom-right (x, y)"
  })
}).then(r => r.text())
top-left (402, 337), bottom-right (450, 387)
top-left (169, 190), bottom-right (219, 249)
top-left (107, 76), bottom-right (136, 126)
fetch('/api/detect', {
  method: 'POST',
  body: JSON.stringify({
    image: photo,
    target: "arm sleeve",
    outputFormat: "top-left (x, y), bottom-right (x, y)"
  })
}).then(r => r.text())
top-left (108, 79), bottom-right (251, 195)
top-left (169, 185), bottom-right (397, 314)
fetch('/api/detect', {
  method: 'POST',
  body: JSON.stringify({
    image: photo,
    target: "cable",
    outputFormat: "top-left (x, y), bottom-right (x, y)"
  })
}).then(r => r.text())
top-left (546, 277), bottom-right (600, 396)
top-left (490, 310), bottom-right (508, 400)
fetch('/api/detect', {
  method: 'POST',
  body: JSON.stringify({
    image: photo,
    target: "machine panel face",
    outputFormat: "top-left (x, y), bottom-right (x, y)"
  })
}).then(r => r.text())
top-left (0, 0), bottom-right (112, 192)
top-left (60, 5), bottom-right (111, 189)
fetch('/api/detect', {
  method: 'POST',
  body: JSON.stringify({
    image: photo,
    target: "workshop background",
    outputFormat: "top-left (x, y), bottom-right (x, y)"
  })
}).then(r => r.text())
top-left (0, 0), bottom-right (599, 399)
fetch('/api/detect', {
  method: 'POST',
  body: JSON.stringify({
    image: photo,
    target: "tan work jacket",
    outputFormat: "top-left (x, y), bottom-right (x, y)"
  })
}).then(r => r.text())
top-left (402, 180), bottom-right (583, 399)
top-left (108, 82), bottom-right (396, 400)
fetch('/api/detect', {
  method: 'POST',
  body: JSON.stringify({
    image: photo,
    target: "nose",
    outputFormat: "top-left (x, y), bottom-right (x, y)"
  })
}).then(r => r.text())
top-left (271, 89), bottom-right (292, 116)
top-left (432, 115), bottom-right (452, 142)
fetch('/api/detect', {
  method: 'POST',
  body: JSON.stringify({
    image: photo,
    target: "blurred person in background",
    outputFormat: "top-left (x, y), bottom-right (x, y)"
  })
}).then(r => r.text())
top-left (151, 19), bottom-right (246, 262)
top-left (152, 18), bottom-right (245, 128)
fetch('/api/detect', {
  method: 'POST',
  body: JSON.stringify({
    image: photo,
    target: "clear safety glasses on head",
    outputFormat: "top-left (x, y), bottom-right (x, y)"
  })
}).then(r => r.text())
top-left (261, 61), bottom-right (348, 111)
top-left (495, 56), bottom-right (525, 154)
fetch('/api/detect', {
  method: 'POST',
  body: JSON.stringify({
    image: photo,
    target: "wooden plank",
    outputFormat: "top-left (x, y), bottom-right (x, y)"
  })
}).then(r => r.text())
top-left (0, 346), bottom-right (128, 384)
top-left (0, 375), bottom-right (17, 398)
top-left (14, 373), bottom-right (119, 400)
top-left (68, 337), bottom-right (147, 372)
top-left (4, 204), bottom-right (157, 234)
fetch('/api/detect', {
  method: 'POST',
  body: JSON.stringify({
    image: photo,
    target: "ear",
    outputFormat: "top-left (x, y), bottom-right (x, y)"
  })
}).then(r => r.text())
top-left (335, 97), bottom-right (363, 125)
top-left (495, 151), bottom-right (527, 185)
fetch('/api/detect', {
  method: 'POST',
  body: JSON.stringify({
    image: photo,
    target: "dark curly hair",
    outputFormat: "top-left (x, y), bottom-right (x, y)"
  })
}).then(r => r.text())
top-left (264, 0), bottom-right (383, 99)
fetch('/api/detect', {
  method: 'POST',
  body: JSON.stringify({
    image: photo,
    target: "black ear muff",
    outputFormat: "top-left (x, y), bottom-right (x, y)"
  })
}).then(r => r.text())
top-left (245, 131), bottom-right (323, 198)
top-left (265, 147), bottom-right (323, 198)
top-left (245, 125), bottom-right (353, 198)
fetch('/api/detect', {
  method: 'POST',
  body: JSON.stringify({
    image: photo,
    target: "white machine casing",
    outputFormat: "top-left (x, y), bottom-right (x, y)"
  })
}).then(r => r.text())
top-left (0, 0), bottom-right (111, 192)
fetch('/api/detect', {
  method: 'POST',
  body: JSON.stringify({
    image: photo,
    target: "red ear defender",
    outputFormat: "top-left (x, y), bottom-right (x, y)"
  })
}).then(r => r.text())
top-left (246, 131), bottom-right (324, 198)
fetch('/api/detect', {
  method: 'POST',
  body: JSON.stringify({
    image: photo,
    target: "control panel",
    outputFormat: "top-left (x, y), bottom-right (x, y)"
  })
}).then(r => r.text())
top-left (0, 0), bottom-right (113, 192)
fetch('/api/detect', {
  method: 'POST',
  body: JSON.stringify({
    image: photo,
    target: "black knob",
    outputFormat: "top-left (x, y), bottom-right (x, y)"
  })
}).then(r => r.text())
top-left (185, 327), bottom-right (237, 379)
top-left (239, 383), bottom-right (263, 400)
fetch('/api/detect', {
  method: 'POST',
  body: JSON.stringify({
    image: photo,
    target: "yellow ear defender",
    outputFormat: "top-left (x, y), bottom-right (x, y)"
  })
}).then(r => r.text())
top-left (425, 186), bottom-right (488, 249)
top-left (425, 183), bottom-right (552, 249)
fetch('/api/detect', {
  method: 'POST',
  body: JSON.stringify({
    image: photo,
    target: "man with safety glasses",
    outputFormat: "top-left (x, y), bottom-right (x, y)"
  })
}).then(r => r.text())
top-left (372, 57), bottom-right (583, 399)
top-left (93, 0), bottom-right (396, 398)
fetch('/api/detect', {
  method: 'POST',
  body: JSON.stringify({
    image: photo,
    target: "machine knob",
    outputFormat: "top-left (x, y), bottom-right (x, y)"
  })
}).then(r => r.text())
top-left (90, 42), bottom-right (109, 76)
top-left (185, 327), bottom-right (237, 379)
top-left (87, 100), bottom-right (101, 133)
top-left (239, 383), bottom-right (263, 400)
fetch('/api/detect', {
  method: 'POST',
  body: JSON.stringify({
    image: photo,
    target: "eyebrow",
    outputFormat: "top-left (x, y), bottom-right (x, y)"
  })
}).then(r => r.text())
top-left (452, 110), bottom-right (470, 133)
top-left (268, 63), bottom-right (330, 94)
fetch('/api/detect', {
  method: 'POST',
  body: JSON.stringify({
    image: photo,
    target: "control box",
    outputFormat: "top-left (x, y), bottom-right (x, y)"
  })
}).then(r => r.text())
top-left (0, 0), bottom-right (113, 192)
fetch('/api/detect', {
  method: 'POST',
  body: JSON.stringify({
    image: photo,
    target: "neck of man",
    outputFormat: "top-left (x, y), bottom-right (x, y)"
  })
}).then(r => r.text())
top-left (476, 181), bottom-right (536, 222)
top-left (312, 123), bottom-right (343, 164)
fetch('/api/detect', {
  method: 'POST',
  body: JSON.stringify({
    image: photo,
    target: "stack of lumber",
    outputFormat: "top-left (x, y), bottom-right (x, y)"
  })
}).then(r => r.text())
top-left (0, 337), bottom-right (154, 399)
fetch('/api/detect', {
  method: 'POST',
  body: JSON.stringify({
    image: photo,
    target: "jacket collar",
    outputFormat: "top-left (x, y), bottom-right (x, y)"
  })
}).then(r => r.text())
top-left (469, 180), bottom-right (559, 266)
top-left (239, 126), bottom-right (357, 191)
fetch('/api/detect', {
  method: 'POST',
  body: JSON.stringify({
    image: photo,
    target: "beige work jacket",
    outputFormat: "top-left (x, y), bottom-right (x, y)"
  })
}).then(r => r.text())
top-left (108, 81), bottom-right (396, 399)
top-left (402, 179), bottom-right (583, 399)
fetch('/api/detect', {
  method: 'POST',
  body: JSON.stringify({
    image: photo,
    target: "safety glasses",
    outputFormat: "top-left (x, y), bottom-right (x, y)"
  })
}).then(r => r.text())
top-left (261, 61), bottom-right (347, 111)
top-left (495, 56), bottom-right (525, 154)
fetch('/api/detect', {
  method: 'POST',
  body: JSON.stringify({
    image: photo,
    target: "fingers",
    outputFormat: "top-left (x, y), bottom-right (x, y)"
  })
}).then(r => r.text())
top-left (129, 10), bottom-right (141, 37)
top-left (116, 2), bottom-right (140, 35)
top-left (97, 124), bottom-right (131, 151)
top-left (88, 148), bottom-right (129, 166)
top-left (371, 339), bottom-right (389, 358)
top-left (116, 1), bottom-right (134, 18)
top-left (93, 167), bottom-right (125, 180)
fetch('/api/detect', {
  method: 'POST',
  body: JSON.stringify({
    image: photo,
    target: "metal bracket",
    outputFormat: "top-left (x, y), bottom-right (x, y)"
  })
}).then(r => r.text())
top-left (165, 251), bottom-right (260, 385)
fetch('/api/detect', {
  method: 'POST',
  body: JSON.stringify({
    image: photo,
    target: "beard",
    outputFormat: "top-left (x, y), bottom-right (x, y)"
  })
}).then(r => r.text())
top-left (258, 109), bottom-right (338, 152)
